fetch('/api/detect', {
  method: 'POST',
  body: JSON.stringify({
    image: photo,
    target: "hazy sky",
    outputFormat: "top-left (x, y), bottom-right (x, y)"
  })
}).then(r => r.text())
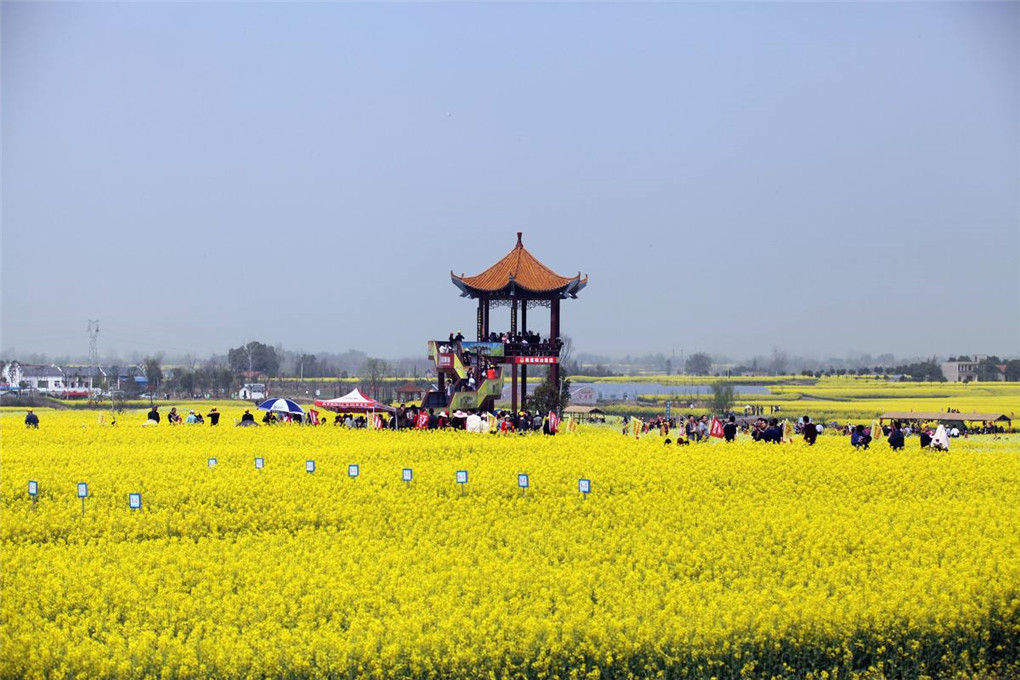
top-left (2, 2), bottom-right (1018, 361)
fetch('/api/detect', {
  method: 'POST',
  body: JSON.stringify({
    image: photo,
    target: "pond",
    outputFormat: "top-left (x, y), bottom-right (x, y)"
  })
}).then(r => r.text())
top-left (572, 382), bottom-right (771, 400)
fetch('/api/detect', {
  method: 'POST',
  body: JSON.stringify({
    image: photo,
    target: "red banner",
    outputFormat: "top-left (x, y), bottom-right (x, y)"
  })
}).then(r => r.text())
top-left (709, 417), bottom-right (725, 439)
top-left (415, 411), bottom-right (430, 429)
top-left (510, 356), bottom-right (558, 365)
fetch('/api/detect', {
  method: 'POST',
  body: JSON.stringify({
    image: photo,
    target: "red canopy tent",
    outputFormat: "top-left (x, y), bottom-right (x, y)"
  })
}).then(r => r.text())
top-left (314, 388), bottom-right (395, 413)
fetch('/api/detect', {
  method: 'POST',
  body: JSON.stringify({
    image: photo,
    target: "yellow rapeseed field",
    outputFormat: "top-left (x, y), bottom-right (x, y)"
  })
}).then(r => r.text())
top-left (2, 411), bottom-right (1018, 679)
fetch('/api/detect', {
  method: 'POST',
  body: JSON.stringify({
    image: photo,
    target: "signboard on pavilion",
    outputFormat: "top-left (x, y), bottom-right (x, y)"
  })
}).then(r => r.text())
top-left (510, 356), bottom-right (558, 365)
top-left (461, 342), bottom-right (504, 357)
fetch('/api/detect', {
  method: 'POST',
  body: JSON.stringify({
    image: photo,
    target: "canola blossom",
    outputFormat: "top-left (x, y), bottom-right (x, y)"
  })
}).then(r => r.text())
top-left (2, 413), bottom-right (1019, 679)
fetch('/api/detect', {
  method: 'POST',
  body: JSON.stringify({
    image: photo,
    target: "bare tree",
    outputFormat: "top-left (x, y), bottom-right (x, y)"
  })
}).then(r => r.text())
top-left (770, 347), bottom-right (788, 375)
top-left (359, 358), bottom-right (390, 400)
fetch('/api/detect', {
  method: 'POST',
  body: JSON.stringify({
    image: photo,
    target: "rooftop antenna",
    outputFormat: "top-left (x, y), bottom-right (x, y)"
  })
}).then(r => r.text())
top-left (87, 320), bottom-right (100, 370)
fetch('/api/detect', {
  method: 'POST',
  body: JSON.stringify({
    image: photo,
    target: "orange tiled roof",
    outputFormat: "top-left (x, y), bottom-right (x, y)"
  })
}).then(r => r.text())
top-left (452, 233), bottom-right (588, 295)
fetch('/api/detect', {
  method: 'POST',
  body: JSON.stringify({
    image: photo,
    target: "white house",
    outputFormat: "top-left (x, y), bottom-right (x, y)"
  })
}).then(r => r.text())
top-left (941, 355), bottom-right (1005, 382)
top-left (59, 366), bottom-right (106, 397)
top-left (570, 385), bottom-right (598, 405)
top-left (238, 383), bottom-right (267, 400)
top-left (6, 364), bottom-right (66, 393)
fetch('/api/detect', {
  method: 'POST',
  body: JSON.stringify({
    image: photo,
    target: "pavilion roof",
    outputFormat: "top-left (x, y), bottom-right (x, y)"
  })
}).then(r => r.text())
top-left (451, 233), bottom-right (588, 298)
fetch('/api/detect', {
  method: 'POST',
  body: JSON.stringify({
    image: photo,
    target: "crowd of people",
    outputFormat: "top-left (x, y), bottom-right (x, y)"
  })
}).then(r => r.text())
top-left (438, 330), bottom-right (563, 358)
top-left (482, 331), bottom-right (563, 356)
top-left (144, 405), bottom-right (222, 426)
top-left (624, 412), bottom-right (968, 452)
top-left (128, 403), bottom-right (561, 434)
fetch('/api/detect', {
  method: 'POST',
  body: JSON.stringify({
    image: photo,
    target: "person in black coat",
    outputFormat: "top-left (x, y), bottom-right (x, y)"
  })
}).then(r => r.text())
top-left (147, 406), bottom-right (160, 423)
top-left (888, 421), bottom-right (905, 451)
top-left (762, 418), bottom-right (783, 443)
top-left (802, 415), bottom-right (818, 445)
top-left (723, 416), bottom-right (737, 442)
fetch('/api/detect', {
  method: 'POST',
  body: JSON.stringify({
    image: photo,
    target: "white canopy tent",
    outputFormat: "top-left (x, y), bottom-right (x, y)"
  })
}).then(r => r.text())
top-left (314, 388), bottom-right (395, 413)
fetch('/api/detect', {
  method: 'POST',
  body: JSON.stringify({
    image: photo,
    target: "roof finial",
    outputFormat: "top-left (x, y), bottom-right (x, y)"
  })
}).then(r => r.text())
top-left (516, 231), bottom-right (523, 247)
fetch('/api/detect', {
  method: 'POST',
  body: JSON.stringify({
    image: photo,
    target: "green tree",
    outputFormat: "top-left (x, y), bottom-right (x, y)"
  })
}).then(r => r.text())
top-left (143, 357), bottom-right (163, 393)
top-left (710, 382), bottom-right (735, 414)
top-left (1004, 359), bottom-right (1020, 382)
top-left (228, 342), bottom-right (280, 377)
top-left (173, 369), bottom-right (196, 396)
top-left (296, 354), bottom-right (319, 378)
top-left (976, 356), bottom-right (1003, 382)
top-left (530, 376), bottom-right (571, 416)
top-left (685, 352), bottom-right (712, 376)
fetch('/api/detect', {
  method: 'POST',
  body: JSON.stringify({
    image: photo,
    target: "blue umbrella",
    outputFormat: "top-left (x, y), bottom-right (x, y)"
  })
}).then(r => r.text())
top-left (257, 398), bottom-right (305, 415)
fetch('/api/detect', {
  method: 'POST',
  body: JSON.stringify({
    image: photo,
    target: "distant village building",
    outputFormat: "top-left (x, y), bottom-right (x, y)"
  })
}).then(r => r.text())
top-left (570, 385), bottom-right (598, 405)
top-left (2, 364), bottom-right (65, 393)
top-left (59, 366), bottom-right (106, 396)
top-left (239, 383), bottom-right (267, 400)
top-left (941, 355), bottom-right (1005, 382)
top-left (104, 366), bottom-right (149, 394)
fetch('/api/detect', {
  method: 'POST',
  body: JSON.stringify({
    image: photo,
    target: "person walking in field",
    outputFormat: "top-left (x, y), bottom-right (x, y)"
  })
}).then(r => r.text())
top-left (206, 408), bottom-right (220, 426)
top-left (697, 415), bottom-right (709, 442)
top-left (802, 415), bottom-right (818, 445)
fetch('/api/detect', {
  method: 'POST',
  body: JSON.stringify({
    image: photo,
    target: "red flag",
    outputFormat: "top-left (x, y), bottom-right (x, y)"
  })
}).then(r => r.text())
top-left (548, 411), bottom-right (559, 433)
top-left (415, 411), bottom-right (430, 429)
top-left (709, 417), bottom-right (725, 439)
top-left (374, 415), bottom-right (383, 430)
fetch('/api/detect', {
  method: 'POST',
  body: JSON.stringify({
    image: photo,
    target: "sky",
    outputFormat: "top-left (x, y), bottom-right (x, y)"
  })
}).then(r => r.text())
top-left (2, 2), bottom-right (1018, 362)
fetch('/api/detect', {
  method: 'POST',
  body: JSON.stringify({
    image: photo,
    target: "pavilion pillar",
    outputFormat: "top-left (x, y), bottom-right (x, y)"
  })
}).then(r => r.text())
top-left (476, 299), bottom-right (485, 341)
top-left (550, 296), bottom-right (561, 388)
top-left (510, 299), bottom-right (518, 335)
top-left (511, 363), bottom-right (518, 415)
top-left (521, 302), bottom-right (527, 409)
top-left (482, 299), bottom-right (490, 338)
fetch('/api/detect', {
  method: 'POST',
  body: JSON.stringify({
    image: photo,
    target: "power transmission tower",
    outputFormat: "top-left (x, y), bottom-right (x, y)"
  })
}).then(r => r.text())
top-left (87, 320), bottom-right (100, 369)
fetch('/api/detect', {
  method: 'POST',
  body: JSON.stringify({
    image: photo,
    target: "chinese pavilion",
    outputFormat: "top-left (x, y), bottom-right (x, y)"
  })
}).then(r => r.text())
top-left (424, 233), bottom-right (587, 414)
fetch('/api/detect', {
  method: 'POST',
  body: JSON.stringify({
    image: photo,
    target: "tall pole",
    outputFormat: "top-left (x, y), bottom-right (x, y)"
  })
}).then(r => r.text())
top-left (550, 297), bottom-right (561, 389)
top-left (521, 302), bottom-right (528, 410)
top-left (512, 363), bottom-right (518, 415)
top-left (510, 299), bottom-right (519, 412)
